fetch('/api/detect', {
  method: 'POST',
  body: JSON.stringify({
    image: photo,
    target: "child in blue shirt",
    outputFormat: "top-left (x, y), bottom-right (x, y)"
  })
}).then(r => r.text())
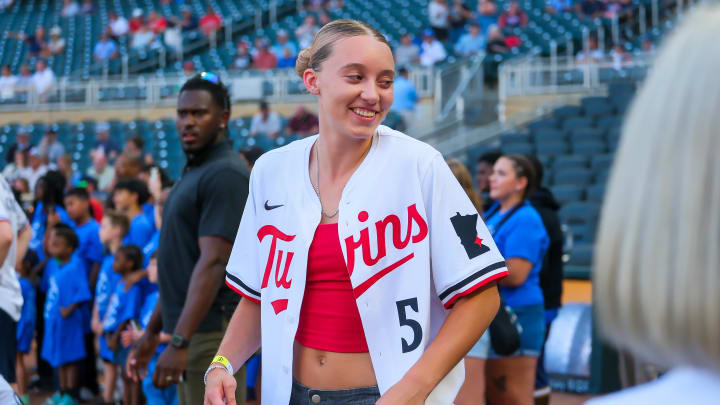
top-left (15, 252), bottom-right (37, 405)
top-left (113, 179), bottom-right (154, 248)
top-left (122, 253), bottom-right (177, 405)
top-left (103, 244), bottom-right (145, 405)
top-left (64, 188), bottom-right (104, 288)
top-left (92, 211), bottom-right (129, 405)
top-left (41, 224), bottom-right (91, 405)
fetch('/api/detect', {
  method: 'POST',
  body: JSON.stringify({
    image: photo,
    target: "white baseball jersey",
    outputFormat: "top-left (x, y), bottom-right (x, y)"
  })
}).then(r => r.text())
top-left (226, 125), bottom-right (508, 404)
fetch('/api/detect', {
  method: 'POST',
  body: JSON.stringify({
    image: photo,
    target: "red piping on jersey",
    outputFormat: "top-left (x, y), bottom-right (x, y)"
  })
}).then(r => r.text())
top-left (443, 270), bottom-right (509, 309)
top-left (295, 223), bottom-right (369, 353)
top-left (226, 280), bottom-right (261, 304)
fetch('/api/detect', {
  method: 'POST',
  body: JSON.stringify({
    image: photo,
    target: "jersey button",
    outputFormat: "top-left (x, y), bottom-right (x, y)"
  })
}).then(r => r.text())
top-left (311, 394), bottom-right (321, 403)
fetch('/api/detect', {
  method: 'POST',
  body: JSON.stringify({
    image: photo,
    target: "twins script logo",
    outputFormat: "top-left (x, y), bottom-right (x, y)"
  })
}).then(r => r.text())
top-left (344, 204), bottom-right (429, 297)
top-left (258, 225), bottom-right (295, 314)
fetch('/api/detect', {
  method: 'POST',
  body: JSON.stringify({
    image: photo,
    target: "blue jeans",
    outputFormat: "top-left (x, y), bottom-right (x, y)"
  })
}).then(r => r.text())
top-left (289, 380), bottom-right (380, 405)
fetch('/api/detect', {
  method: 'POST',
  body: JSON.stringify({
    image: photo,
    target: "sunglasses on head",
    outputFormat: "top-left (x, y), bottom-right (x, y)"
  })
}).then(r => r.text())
top-left (199, 71), bottom-right (220, 84)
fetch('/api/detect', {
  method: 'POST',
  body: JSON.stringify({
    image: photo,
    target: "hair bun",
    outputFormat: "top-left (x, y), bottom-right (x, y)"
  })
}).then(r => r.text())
top-left (295, 48), bottom-right (312, 78)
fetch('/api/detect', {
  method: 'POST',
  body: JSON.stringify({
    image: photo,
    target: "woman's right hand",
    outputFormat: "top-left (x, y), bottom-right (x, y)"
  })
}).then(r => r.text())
top-left (204, 367), bottom-right (237, 405)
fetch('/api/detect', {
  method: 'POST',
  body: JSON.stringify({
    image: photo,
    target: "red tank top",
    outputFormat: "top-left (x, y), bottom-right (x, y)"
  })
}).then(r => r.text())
top-left (295, 223), bottom-right (369, 353)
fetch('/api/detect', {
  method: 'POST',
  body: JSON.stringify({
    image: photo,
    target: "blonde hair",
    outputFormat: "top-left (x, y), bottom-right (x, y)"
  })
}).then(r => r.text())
top-left (294, 19), bottom-right (390, 78)
top-left (447, 159), bottom-right (483, 214)
top-left (594, 5), bottom-right (720, 372)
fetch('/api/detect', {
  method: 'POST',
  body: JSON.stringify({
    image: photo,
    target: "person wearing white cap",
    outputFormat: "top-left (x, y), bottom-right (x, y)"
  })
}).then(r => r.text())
top-left (419, 29), bottom-right (447, 66)
top-left (93, 122), bottom-right (121, 161)
top-left (271, 30), bottom-right (298, 60)
top-left (48, 26), bottom-right (65, 56)
top-left (30, 59), bottom-right (56, 102)
top-left (22, 147), bottom-right (48, 192)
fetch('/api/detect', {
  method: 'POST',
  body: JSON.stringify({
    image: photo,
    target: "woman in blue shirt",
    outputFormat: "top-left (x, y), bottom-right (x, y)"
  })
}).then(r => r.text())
top-left (484, 154), bottom-right (549, 405)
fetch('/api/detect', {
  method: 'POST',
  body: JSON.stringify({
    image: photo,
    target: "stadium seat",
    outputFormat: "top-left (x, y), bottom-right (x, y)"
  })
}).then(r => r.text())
top-left (569, 128), bottom-right (605, 143)
top-left (565, 243), bottom-right (594, 279)
top-left (591, 154), bottom-right (615, 172)
top-left (585, 184), bottom-right (606, 202)
top-left (559, 202), bottom-right (600, 225)
top-left (571, 140), bottom-right (606, 155)
top-left (553, 105), bottom-right (583, 120)
top-left (529, 118), bottom-right (559, 132)
top-left (562, 117), bottom-right (594, 131)
top-left (502, 142), bottom-right (535, 155)
top-left (532, 128), bottom-right (566, 144)
top-left (536, 141), bottom-right (569, 155)
top-left (550, 185), bottom-right (584, 205)
top-left (552, 154), bottom-right (588, 171)
top-left (500, 132), bottom-right (531, 144)
top-left (596, 115), bottom-right (623, 131)
top-left (554, 169), bottom-right (594, 186)
top-left (581, 96), bottom-right (615, 117)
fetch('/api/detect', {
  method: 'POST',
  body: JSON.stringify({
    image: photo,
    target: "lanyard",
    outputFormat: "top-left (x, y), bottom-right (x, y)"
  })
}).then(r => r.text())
top-left (485, 201), bottom-right (524, 236)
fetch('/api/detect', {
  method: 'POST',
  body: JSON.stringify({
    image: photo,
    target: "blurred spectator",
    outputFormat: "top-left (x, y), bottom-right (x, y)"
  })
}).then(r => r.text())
top-left (395, 34), bottom-right (420, 66)
top-left (611, 44), bottom-right (632, 70)
top-left (238, 146), bottom-right (265, 171)
top-left (93, 122), bottom-right (121, 161)
top-left (286, 106), bottom-right (319, 137)
top-left (114, 152), bottom-right (144, 180)
top-left (475, 150), bottom-right (502, 210)
top-left (327, 0), bottom-right (344, 11)
top-left (271, 30), bottom-right (298, 60)
top-left (604, 0), bottom-right (631, 18)
top-left (252, 39), bottom-right (278, 70)
top-left (390, 67), bottom-right (418, 128)
top-left (454, 23), bottom-right (486, 56)
top-left (576, 35), bottom-right (604, 64)
top-left (476, 0), bottom-right (499, 32)
top-left (318, 11), bottom-right (331, 26)
top-left (31, 59), bottom-right (56, 102)
top-left (546, 0), bottom-right (573, 14)
top-left (129, 8), bottom-right (145, 34)
top-left (79, 176), bottom-right (103, 222)
top-left (296, 15), bottom-right (320, 49)
top-left (499, 0), bottom-right (528, 28)
top-left (24, 147), bottom-right (48, 191)
top-left (449, 0), bottom-right (473, 43)
top-left (10, 27), bottom-right (47, 59)
top-left (148, 11), bottom-right (168, 34)
top-left (179, 7), bottom-right (198, 32)
top-left (56, 154), bottom-right (80, 188)
top-left (123, 136), bottom-right (145, 156)
top-left (233, 41), bottom-right (253, 70)
top-left (419, 29), bottom-right (447, 66)
top-left (428, 0), bottom-right (450, 42)
top-left (87, 150), bottom-right (115, 193)
top-left (81, 0), bottom-right (93, 14)
top-left (48, 27), bottom-right (66, 57)
top-left (199, 7), bottom-right (223, 38)
top-left (639, 37), bottom-right (656, 54)
top-left (576, 0), bottom-right (605, 19)
top-left (131, 25), bottom-right (158, 51)
top-left (0, 65), bottom-right (17, 101)
top-left (277, 46), bottom-right (297, 69)
top-left (182, 60), bottom-right (195, 77)
top-left (250, 101), bottom-right (282, 138)
top-left (6, 126), bottom-right (32, 164)
top-left (93, 33), bottom-right (119, 62)
top-left (14, 64), bottom-right (32, 97)
top-left (2, 149), bottom-right (29, 183)
top-left (307, 0), bottom-right (324, 10)
top-left (0, 0), bottom-right (14, 11)
top-left (164, 18), bottom-right (183, 58)
top-left (486, 25), bottom-right (510, 55)
top-left (39, 129), bottom-right (65, 163)
top-left (61, 0), bottom-right (80, 18)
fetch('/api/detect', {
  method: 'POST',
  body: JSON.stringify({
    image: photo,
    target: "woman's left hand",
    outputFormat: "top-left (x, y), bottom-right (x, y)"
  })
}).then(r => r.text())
top-left (376, 377), bottom-right (429, 405)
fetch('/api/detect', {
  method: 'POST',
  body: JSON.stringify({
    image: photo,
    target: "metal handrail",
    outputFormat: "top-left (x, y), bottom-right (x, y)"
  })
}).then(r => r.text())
top-left (436, 54), bottom-right (485, 122)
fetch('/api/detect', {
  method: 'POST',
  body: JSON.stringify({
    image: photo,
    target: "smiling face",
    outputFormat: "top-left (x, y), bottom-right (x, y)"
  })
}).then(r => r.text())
top-left (304, 35), bottom-right (395, 141)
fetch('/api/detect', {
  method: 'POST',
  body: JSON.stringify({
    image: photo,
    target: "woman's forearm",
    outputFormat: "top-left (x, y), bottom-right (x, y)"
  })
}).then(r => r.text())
top-left (403, 283), bottom-right (500, 396)
top-left (213, 297), bottom-right (262, 371)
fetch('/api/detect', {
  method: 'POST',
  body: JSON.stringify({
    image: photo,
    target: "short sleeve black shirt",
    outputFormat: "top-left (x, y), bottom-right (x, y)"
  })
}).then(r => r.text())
top-left (157, 140), bottom-right (250, 333)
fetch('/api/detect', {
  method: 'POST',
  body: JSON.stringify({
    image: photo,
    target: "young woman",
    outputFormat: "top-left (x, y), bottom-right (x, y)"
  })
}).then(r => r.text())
top-left (588, 6), bottom-right (720, 404)
top-left (204, 20), bottom-right (508, 405)
top-left (484, 155), bottom-right (549, 405)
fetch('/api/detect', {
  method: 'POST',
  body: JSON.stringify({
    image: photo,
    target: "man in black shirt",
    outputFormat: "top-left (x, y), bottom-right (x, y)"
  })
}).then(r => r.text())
top-left (127, 73), bottom-right (249, 405)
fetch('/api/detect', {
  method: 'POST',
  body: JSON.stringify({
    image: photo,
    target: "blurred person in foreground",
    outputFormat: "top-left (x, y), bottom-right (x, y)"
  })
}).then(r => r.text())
top-left (588, 6), bottom-right (720, 404)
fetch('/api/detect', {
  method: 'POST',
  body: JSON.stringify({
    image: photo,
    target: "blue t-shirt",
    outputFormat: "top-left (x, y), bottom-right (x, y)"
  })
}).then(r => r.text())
top-left (142, 231), bottom-right (160, 269)
top-left (103, 278), bottom-right (144, 333)
top-left (41, 257), bottom-right (92, 367)
top-left (139, 289), bottom-right (167, 356)
top-left (484, 201), bottom-right (549, 308)
top-left (30, 203), bottom-right (72, 260)
top-left (95, 255), bottom-right (121, 319)
top-left (16, 276), bottom-right (36, 353)
top-left (123, 212), bottom-right (154, 249)
top-left (40, 258), bottom-right (58, 293)
top-left (72, 219), bottom-right (104, 279)
top-left (142, 203), bottom-right (156, 232)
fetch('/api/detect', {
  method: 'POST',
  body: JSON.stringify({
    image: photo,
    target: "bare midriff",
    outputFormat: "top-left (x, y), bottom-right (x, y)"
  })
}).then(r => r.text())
top-left (293, 342), bottom-right (378, 389)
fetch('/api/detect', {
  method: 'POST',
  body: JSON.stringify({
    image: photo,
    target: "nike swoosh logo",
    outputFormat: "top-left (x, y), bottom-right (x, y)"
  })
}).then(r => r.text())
top-left (264, 200), bottom-right (283, 210)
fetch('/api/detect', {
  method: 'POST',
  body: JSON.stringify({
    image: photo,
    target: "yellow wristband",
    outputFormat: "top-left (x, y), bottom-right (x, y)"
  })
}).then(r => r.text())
top-left (211, 355), bottom-right (234, 375)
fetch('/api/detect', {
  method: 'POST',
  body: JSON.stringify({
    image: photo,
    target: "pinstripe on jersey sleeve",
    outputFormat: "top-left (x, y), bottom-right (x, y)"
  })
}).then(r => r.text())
top-left (423, 154), bottom-right (508, 309)
top-left (225, 173), bottom-right (261, 303)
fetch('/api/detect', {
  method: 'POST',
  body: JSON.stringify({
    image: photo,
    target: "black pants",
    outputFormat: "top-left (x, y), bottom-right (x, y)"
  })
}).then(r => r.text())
top-left (0, 309), bottom-right (17, 383)
top-left (80, 331), bottom-right (99, 394)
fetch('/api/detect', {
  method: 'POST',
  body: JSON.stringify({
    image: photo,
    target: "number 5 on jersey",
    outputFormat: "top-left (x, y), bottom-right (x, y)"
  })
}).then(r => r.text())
top-left (396, 298), bottom-right (422, 353)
